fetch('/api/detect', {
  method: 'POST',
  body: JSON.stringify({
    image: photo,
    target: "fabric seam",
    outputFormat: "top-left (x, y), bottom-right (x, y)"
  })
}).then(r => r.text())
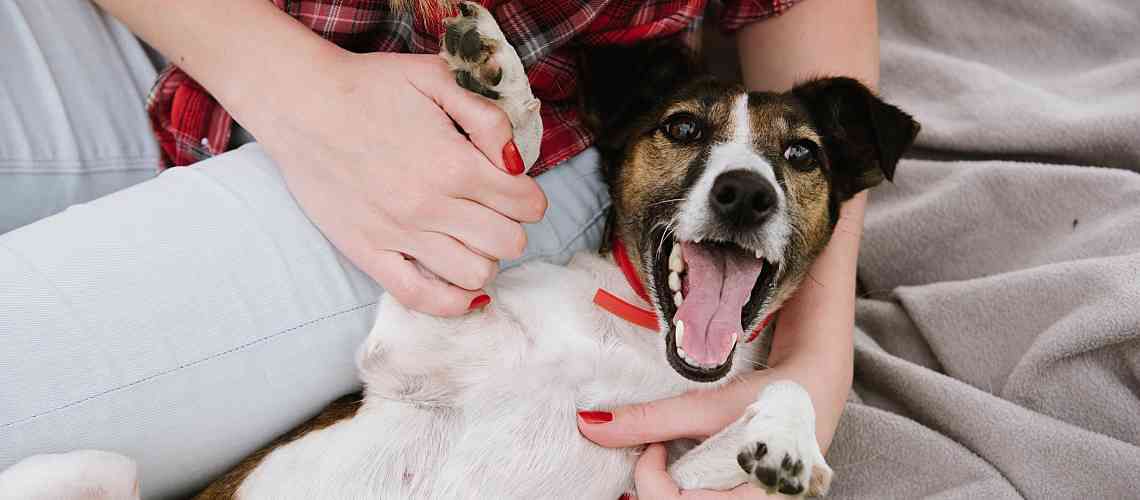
top-left (0, 301), bottom-right (377, 429)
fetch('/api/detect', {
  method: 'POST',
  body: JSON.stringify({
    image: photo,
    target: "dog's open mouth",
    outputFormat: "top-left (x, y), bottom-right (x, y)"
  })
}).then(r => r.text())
top-left (656, 239), bottom-right (778, 382)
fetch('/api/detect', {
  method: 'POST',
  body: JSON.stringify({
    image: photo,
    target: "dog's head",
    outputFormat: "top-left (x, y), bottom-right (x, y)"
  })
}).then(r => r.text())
top-left (581, 42), bottom-right (919, 382)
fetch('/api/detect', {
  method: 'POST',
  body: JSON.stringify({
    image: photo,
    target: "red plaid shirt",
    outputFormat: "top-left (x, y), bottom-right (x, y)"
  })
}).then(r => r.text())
top-left (148, 0), bottom-right (801, 175)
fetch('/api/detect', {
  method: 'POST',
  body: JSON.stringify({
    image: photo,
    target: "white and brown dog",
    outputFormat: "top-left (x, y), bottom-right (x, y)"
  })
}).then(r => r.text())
top-left (0, 3), bottom-right (918, 498)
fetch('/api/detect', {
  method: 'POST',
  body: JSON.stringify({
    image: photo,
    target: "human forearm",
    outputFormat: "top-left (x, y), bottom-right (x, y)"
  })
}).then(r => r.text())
top-left (766, 193), bottom-right (865, 453)
top-left (737, 0), bottom-right (879, 452)
top-left (91, 0), bottom-right (345, 138)
top-left (738, 0), bottom-right (879, 92)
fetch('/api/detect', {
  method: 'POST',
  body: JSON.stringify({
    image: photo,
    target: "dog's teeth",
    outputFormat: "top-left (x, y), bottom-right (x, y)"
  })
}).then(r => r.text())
top-left (669, 244), bottom-right (685, 272)
top-left (731, 332), bottom-right (739, 344)
top-left (755, 249), bottom-right (763, 260)
top-left (673, 291), bottom-right (683, 307)
top-left (695, 237), bottom-right (704, 244)
top-left (675, 324), bottom-right (710, 369)
top-left (668, 271), bottom-right (681, 292)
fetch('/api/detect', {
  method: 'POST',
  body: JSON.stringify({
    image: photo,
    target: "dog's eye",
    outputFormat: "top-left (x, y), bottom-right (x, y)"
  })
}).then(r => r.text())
top-left (783, 140), bottom-right (819, 171)
top-left (661, 114), bottom-right (704, 143)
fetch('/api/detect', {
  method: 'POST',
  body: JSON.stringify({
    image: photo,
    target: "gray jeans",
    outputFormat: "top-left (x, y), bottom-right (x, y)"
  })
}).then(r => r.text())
top-left (0, 1), bottom-right (610, 497)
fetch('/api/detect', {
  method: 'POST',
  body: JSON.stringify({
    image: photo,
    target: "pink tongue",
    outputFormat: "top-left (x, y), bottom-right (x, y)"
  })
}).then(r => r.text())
top-left (674, 242), bottom-right (764, 366)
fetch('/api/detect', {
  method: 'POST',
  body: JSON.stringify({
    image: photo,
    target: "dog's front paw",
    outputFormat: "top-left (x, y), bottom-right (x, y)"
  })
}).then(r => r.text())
top-left (439, 1), bottom-right (542, 171)
top-left (737, 381), bottom-right (833, 497)
top-left (442, 2), bottom-right (504, 99)
top-left (736, 440), bottom-right (826, 496)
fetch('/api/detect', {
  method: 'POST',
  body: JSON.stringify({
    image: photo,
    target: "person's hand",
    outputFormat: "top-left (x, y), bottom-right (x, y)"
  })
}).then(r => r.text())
top-left (622, 444), bottom-right (783, 499)
top-left (94, 0), bottom-right (545, 317)
top-left (257, 51), bottom-right (547, 316)
top-left (579, 371), bottom-right (796, 499)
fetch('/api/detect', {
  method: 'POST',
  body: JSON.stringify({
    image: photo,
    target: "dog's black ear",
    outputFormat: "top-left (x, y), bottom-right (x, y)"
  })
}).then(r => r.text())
top-left (792, 77), bottom-right (920, 201)
top-left (578, 40), bottom-right (701, 153)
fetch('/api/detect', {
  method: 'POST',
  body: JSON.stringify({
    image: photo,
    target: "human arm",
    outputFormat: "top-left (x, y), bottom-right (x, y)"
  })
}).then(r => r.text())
top-left (91, 0), bottom-right (547, 316)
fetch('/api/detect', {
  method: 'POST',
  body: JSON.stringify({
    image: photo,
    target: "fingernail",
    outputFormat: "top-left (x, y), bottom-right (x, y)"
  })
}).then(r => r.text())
top-left (578, 410), bottom-right (613, 424)
top-left (468, 294), bottom-right (491, 311)
top-left (618, 495), bottom-right (631, 500)
top-left (503, 140), bottom-right (525, 176)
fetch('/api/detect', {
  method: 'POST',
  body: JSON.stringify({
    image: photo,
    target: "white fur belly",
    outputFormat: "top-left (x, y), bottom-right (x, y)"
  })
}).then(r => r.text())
top-left (237, 405), bottom-right (457, 499)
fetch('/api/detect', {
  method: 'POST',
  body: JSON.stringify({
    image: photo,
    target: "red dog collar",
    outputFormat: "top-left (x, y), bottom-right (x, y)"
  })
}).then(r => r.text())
top-left (592, 237), bottom-right (773, 342)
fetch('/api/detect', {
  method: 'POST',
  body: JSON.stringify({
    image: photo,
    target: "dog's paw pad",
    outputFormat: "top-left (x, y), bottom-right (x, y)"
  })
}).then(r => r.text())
top-left (738, 438), bottom-right (819, 496)
top-left (437, 0), bottom-right (543, 172)
top-left (446, 22), bottom-right (498, 64)
top-left (736, 441), bottom-right (766, 470)
top-left (455, 70), bottom-right (500, 100)
top-left (456, 1), bottom-right (476, 17)
top-left (441, 2), bottom-right (506, 98)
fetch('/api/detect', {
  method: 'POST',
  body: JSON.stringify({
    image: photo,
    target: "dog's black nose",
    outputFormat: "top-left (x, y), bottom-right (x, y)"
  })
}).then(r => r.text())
top-left (710, 170), bottom-right (777, 229)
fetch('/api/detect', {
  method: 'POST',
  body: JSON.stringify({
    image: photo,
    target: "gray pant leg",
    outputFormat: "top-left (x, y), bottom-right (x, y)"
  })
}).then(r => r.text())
top-left (0, 0), bottom-right (160, 234)
top-left (0, 143), bottom-right (609, 498)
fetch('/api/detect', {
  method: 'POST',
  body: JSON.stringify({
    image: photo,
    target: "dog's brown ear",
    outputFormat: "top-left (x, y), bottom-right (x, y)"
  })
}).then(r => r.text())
top-left (578, 40), bottom-right (701, 154)
top-left (792, 77), bottom-right (920, 201)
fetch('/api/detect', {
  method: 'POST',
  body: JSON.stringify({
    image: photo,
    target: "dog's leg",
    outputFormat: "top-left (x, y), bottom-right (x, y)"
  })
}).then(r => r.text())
top-left (439, 1), bottom-right (543, 172)
top-left (668, 381), bottom-right (833, 497)
top-left (0, 450), bottom-right (140, 500)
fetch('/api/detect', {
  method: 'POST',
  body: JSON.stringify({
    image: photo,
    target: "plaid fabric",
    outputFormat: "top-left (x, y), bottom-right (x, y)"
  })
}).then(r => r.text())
top-left (147, 0), bottom-right (802, 174)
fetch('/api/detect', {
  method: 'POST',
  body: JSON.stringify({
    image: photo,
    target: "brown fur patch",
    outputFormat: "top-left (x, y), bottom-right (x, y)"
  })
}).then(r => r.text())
top-left (194, 392), bottom-right (363, 499)
top-left (776, 163), bottom-right (832, 294)
top-left (755, 102), bottom-right (834, 293)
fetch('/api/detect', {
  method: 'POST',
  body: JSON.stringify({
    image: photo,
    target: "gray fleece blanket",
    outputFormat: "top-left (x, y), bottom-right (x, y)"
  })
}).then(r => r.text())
top-left (828, 1), bottom-right (1140, 498)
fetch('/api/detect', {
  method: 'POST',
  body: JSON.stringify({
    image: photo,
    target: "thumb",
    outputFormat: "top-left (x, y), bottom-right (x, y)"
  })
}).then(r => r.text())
top-left (577, 392), bottom-right (726, 448)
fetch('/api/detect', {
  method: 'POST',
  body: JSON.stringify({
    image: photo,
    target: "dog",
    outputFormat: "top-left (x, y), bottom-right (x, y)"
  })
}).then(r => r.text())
top-left (0, 3), bottom-right (918, 498)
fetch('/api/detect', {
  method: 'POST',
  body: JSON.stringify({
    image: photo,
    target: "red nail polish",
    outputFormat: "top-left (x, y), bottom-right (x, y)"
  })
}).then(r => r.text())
top-left (578, 411), bottom-right (613, 424)
top-left (468, 294), bottom-right (491, 311)
top-left (502, 140), bottom-right (525, 176)
top-left (618, 495), bottom-right (631, 500)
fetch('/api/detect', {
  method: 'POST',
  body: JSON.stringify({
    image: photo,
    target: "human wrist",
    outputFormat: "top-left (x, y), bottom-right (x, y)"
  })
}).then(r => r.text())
top-left (210, 17), bottom-right (352, 148)
top-left (97, 0), bottom-right (350, 146)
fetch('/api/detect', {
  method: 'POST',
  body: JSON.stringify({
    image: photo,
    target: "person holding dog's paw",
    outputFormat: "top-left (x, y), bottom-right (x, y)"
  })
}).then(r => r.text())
top-left (0, 0), bottom-right (879, 497)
